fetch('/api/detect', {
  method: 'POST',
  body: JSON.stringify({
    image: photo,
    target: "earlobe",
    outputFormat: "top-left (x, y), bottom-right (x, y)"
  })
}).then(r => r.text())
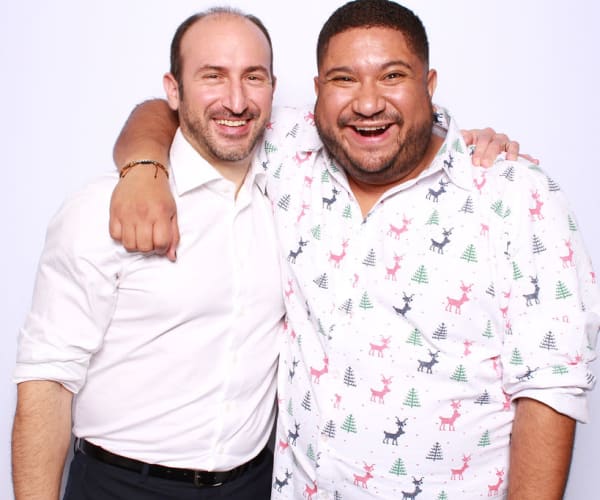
top-left (427, 69), bottom-right (437, 99)
top-left (313, 76), bottom-right (319, 97)
top-left (163, 73), bottom-right (180, 111)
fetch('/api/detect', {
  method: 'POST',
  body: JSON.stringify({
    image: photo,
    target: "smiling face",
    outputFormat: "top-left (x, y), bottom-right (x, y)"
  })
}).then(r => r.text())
top-left (164, 14), bottom-right (275, 173)
top-left (314, 26), bottom-right (439, 189)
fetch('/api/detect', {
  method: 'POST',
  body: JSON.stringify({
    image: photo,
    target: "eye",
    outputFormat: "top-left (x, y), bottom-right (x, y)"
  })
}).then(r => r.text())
top-left (384, 72), bottom-right (406, 80)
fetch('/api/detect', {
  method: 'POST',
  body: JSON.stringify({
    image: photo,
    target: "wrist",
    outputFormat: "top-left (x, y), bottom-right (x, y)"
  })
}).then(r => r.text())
top-left (119, 160), bottom-right (169, 179)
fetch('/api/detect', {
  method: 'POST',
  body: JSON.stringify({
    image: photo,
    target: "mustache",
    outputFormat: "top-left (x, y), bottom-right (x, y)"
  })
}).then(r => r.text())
top-left (209, 110), bottom-right (258, 121)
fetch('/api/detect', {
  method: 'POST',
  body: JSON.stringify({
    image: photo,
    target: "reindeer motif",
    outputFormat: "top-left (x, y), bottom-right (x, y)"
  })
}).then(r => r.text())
top-left (304, 111), bottom-right (315, 125)
top-left (444, 153), bottom-right (454, 170)
top-left (287, 422), bottom-right (300, 445)
top-left (288, 238), bottom-right (308, 263)
top-left (417, 350), bottom-right (440, 374)
top-left (322, 187), bottom-right (340, 210)
top-left (523, 275), bottom-right (540, 306)
top-left (284, 279), bottom-right (294, 300)
top-left (430, 227), bottom-right (453, 254)
top-left (273, 469), bottom-right (293, 492)
top-left (329, 239), bottom-right (349, 268)
top-left (303, 175), bottom-right (313, 187)
top-left (387, 214), bottom-right (412, 239)
top-left (451, 454), bottom-right (471, 480)
top-left (297, 202), bottom-right (311, 223)
top-left (383, 417), bottom-right (408, 445)
top-left (333, 393), bottom-right (342, 409)
top-left (353, 463), bottom-right (375, 489)
top-left (393, 292), bottom-right (414, 317)
top-left (402, 476), bottom-right (424, 500)
top-left (501, 390), bottom-right (511, 411)
top-left (516, 365), bottom-right (539, 382)
top-left (288, 358), bottom-right (300, 382)
top-left (385, 253), bottom-right (403, 280)
top-left (304, 480), bottom-right (317, 500)
top-left (310, 356), bottom-right (329, 383)
top-left (463, 340), bottom-right (474, 356)
top-left (277, 439), bottom-right (289, 454)
top-left (439, 400), bottom-right (462, 431)
top-left (473, 170), bottom-right (487, 192)
top-left (370, 375), bottom-right (392, 403)
top-left (560, 239), bottom-right (574, 268)
top-left (426, 178), bottom-right (450, 202)
top-left (567, 352), bottom-right (583, 366)
top-left (480, 222), bottom-right (489, 236)
top-left (446, 281), bottom-right (473, 314)
top-left (369, 336), bottom-right (391, 357)
top-left (294, 151), bottom-right (313, 165)
top-left (487, 468), bottom-right (504, 496)
top-left (529, 190), bottom-right (544, 220)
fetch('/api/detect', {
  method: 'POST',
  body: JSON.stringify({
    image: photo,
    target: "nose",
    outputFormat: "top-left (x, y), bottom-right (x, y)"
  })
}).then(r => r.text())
top-left (222, 79), bottom-right (248, 115)
top-left (351, 81), bottom-right (385, 117)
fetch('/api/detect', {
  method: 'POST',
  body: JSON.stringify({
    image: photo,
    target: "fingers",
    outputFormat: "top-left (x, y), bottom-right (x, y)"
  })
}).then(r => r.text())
top-left (166, 214), bottom-right (180, 262)
top-left (503, 139), bottom-right (521, 161)
top-left (519, 153), bottom-right (540, 165)
top-left (108, 217), bottom-right (122, 242)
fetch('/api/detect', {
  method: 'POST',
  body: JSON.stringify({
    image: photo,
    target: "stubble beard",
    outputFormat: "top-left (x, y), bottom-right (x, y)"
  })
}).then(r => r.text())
top-left (315, 100), bottom-right (434, 186)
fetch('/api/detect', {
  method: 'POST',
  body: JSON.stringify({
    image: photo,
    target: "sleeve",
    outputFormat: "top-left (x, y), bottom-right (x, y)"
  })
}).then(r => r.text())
top-left (13, 178), bottom-right (122, 394)
top-left (499, 162), bottom-right (599, 423)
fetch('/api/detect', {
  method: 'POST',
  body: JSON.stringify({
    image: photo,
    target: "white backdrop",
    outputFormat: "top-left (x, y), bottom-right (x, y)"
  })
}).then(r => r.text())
top-left (2, 1), bottom-right (598, 498)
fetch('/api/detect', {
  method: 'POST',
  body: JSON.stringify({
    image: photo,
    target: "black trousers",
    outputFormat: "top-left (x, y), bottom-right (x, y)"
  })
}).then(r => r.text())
top-left (63, 449), bottom-right (274, 500)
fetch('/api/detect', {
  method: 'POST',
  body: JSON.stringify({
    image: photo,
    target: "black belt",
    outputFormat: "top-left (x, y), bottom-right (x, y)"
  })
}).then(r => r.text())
top-left (77, 439), bottom-right (268, 487)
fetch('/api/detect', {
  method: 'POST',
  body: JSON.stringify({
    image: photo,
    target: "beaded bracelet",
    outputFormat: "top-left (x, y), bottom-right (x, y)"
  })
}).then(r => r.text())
top-left (119, 159), bottom-right (169, 179)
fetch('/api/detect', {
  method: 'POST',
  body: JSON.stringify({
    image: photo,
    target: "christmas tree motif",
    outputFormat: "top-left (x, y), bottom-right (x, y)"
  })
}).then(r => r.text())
top-left (411, 265), bottom-right (429, 284)
top-left (341, 414), bottom-right (358, 433)
top-left (512, 261), bottom-right (523, 280)
top-left (333, 492), bottom-right (342, 500)
top-left (328, 157), bottom-right (340, 173)
top-left (389, 458), bottom-right (408, 476)
top-left (338, 298), bottom-right (353, 315)
top-left (359, 291), bottom-right (374, 310)
top-left (432, 322), bottom-right (448, 340)
top-left (403, 388), bottom-right (421, 408)
top-left (362, 248), bottom-right (377, 266)
top-left (552, 365), bottom-right (569, 375)
top-left (287, 398), bottom-right (293, 416)
top-left (313, 273), bottom-right (329, 289)
top-left (452, 138), bottom-right (464, 153)
top-left (311, 225), bottom-right (322, 240)
top-left (461, 243), bottom-right (478, 263)
top-left (286, 123), bottom-right (299, 139)
top-left (555, 281), bottom-right (573, 300)
top-left (539, 331), bottom-right (558, 351)
top-left (406, 328), bottom-right (423, 347)
top-left (321, 169), bottom-right (331, 183)
top-left (437, 492), bottom-right (449, 500)
top-left (532, 234), bottom-right (547, 254)
top-left (344, 366), bottom-right (357, 387)
top-left (568, 214), bottom-right (578, 232)
top-left (486, 283), bottom-right (495, 297)
top-left (301, 391), bottom-right (312, 411)
top-left (490, 199), bottom-right (504, 217)
top-left (307, 443), bottom-right (316, 461)
top-left (321, 420), bottom-right (336, 438)
top-left (426, 209), bottom-right (440, 225)
top-left (273, 163), bottom-right (283, 179)
top-left (482, 320), bottom-right (494, 339)
top-left (547, 176), bottom-right (561, 192)
top-left (474, 390), bottom-right (491, 405)
top-left (459, 195), bottom-right (474, 214)
top-left (500, 165), bottom-right (515, 181)
top-left (510, 348), bottom-right (524, 365)
top-left (426, 442), bottom-right (444, 461)
top-left (278, 194), bottom-right (291, 211)
top-left (342, 204), bottom-right (352, 219)
top-left (478, 430), bottom-right (491, 447)
top-left (450, 364), bottom-right (468, 382)
top-left (264, 140), bottom-right (278, 154)
top-left (317, 318), bottom-right (333, 340)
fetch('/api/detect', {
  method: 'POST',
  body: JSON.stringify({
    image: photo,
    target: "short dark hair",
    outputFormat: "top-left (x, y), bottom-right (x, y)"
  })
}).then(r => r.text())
top-left (170, 7), bottom-right (274, 91)
top-left (316, 0), bottom-right (429, 68)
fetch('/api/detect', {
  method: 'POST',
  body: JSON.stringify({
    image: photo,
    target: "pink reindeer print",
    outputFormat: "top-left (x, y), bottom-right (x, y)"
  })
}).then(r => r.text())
top-left (304, 480), bottom-right (317, 499)
top-left (297, 202), bottom-right (311, 223)
top-left (353, 463), bottom-right (375, 489)
top-left (370, 375), bottom-right (392, 403)
top-left (529, 190), bottom-right (544, 220)
top-left (385, 253), bottom-right (403, 280)
top-left (567, 352), bottom-right (583, 366)
top-left (277, 439), bottom-right (289, 454)
top-left (446, 281), bottom-right (473, 314)
top-left (310, 356), bottom-right (329, 383)
top-left (369, 336), bottom-right (391, 357)
top-left (294, 151), bottom-right (313, 165)
top-left (480, 222), bottom-right (489, 236)
top-left (439, 400), bottom-right (462, 431)
top-left (304, 111), bottom-right (315, 125)
top-left (450, 453), bottom-right (471, 480)
top-left (352, 273), bottom-right (359, 288)
top-left (329, 239), bottom-right (349, 268)
top-left (284, 279), bottom-right (294, 300)
top-left (487, 468), bottom-right (504, 496)
top-left (473, 170), bottom-right (487, 193)
top-left (387, 214), bottom-right (412, 239)
top-left (560, 239), bottom-right (575, 268)
top-left (333, 393), bottom-right (341, 409)
top-left (303, 175), bottom-right (313, 187)
top-left (463, 340), bottom-right (474, 356)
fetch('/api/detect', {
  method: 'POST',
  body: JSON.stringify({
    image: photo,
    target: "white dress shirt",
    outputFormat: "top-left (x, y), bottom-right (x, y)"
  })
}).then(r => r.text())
top-left (15, 129), bottom-right (285, 470)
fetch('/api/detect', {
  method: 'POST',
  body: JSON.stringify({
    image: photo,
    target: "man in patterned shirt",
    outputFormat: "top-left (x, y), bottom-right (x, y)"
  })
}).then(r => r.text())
top-left (108, 1), bottom-right (599, 499)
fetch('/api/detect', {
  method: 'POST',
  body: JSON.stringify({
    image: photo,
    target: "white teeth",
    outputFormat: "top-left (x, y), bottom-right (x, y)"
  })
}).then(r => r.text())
top-left (355, 125), bottom-right (387, 131)
top-left (216, 119), bottom-right (247, 127)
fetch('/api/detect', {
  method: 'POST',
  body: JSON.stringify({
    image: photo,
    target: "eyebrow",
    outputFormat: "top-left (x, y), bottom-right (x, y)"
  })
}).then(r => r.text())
top-left (195, 64), bottom-right (270, 74)
top-left (323, 59), bottom-right (413, 78)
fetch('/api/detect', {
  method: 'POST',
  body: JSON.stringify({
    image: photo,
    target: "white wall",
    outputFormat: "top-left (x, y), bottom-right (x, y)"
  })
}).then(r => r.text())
top-left (2, 1), bottom-right (598, 498)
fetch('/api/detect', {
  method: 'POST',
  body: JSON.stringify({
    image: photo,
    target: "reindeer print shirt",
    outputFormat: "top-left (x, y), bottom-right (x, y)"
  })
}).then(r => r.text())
top-left (260, 107), bottom-right (599, 499)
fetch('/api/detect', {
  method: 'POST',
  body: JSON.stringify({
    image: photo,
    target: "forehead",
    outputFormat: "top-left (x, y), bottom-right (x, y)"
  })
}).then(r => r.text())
top-left (180, 15), bottom-right (271, 69)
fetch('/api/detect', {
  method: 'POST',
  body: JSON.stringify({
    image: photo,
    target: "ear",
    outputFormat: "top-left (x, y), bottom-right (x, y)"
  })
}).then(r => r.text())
top-left (426, 69), bottom-right (437, 99)
top-left (163, 73), bottom-right (180, 111)
top-left (271, 75), bottom-right (277, 96)
top-left (313, 76), bottom-right (320, 97)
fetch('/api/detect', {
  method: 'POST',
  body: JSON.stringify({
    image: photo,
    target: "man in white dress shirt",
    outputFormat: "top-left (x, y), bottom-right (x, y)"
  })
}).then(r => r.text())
top-left (12, 8), bottom-right (283, 500)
